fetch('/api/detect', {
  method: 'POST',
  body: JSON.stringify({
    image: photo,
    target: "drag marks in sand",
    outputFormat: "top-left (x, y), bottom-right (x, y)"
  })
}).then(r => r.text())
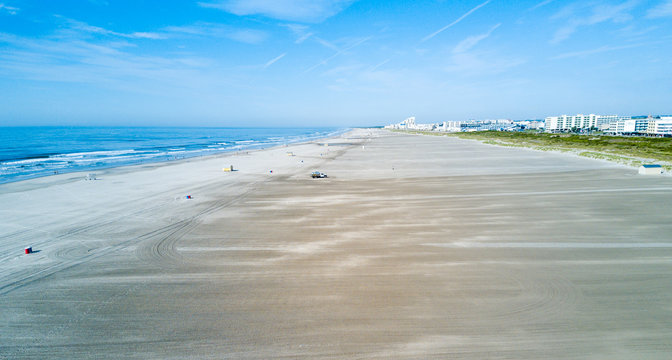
top-left (493, 272), bottom-right (582, 323)
top-left (426, 242), bottom-right (672, 248)
top-left (135, 191), bottom-right (256, 268)
top-left (0, 198), bottom-right (168, 264)
top-left (0, 184), bottom-right (252, 295)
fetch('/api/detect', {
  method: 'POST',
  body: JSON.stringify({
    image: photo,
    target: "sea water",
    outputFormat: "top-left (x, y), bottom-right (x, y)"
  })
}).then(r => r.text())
top-left (0, 127), bottom-right (347, 184)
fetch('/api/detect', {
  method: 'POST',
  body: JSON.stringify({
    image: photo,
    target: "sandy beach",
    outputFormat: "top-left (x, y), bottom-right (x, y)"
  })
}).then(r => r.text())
top-left (2, 128), bottom-right (672, 359)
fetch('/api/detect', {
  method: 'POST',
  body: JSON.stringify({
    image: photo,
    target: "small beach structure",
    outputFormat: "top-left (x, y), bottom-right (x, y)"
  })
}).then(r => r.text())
top-left (639, 164), bottom-right (663, 175)
top-left (25, 246), bottom-right (32, 254)
top-left (85, 173), bottom-right (97, 180)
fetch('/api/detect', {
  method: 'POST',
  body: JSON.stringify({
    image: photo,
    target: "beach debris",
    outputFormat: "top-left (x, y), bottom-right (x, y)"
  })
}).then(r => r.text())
top-left (85, 173), bottom-right (97, 181)
top-left (25, 246), bottom-right (32, 254)
top-left (639, 164), bottom-right (663, 175)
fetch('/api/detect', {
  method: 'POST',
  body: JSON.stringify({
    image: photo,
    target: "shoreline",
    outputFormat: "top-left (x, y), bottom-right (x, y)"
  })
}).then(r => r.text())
top-left (0, 130), bottom-right (360, 198)
top-left (0, 127), bottom-right (353, 187)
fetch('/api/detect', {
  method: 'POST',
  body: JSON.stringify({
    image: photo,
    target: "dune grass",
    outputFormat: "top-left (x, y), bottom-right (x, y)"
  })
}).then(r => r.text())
top-left (392, 129), bottom-right (672, 168)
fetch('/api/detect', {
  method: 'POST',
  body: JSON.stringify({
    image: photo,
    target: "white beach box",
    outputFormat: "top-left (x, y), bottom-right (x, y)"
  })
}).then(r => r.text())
top-left (639, 164), bottom-right (662, 175)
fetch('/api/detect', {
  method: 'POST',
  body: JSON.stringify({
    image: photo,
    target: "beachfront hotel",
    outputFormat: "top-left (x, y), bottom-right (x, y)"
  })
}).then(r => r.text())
top-left (543, 114), bottom-right (631, 131)
top-left (544, 114), bottom-right (599, 130)
top-left (545, 114), bottom-right (672, 136)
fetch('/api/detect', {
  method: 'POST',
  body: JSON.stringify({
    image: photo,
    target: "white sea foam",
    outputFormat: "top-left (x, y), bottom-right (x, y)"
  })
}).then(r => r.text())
top-left (0, 127), bottom-right (349, 183)
top-left (57, 149), bottom-right (138, 158)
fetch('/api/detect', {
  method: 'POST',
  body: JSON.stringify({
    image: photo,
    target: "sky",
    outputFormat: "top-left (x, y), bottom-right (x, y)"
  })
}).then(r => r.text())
top-left (1, 0), bottom-right (671, 127)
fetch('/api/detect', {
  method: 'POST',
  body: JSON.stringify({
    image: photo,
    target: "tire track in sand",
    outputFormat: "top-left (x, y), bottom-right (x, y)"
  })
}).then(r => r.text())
top-left (488, 271), bottom-right (583, 325)
top-left (0, 191), bottom-right (253, 296)
top-left (135, 191), bottom-right (253, 268)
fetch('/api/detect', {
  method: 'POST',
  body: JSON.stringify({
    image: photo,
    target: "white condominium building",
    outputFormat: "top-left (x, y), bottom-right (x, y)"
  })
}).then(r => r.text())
top-left (545, 113), bottom-right (672, 135)
top-left (647, 117), bottom-right (672, 136)
top-left (596, 115), bottom-right (631, 128)
top-left (545, 114), bottom-right (599, 131)
top-left (545, 114), bottom-right (630, 132)
top-left (609, 119), bottom-right (636, 133)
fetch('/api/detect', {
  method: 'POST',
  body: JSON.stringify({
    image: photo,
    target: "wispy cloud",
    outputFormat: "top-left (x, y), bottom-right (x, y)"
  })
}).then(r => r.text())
top-left (444, 23), bottom-right (522, 77)
top-left (0, 3), bottom-right (19, 15)
top-left (282, 23), bottom-right (308, 34)
top-left (421, 0), bottom-right (491, 42)
top-left (198, 0), bottom-right (356, 23)
top-left (550, 42), bottom-right (648, 59)
top-left (162, 22), bottom-right (268, 44)
top-left (320, 62), bottom-right (406, 93)
top-left (0, 31), bottom-right (213, 90)
top-left (551, 1), bottom-right (639, 43)
top-left (453, 23), bottom-right (501, 54)
top-left (321, 63), bottom-right (363, 77)
top-left (369, 58), bottom-right (391, 72)
top-left (614, 24), bottom-right (658, 42)
top-left (647, 0), bottom-right (672, 18)
top-left (445, 51), bottom-right (525, 77)
top-left (312, 36), bottom-right (340, 51)
top-left (263, 53), bottom-right (286, 68)
top-left (529, 0), bottom-right (554, 11)
top-left (305, 36), bottom-right (371, 72)
top-left (281, 23), bottom-right (316, 44)
top-left (295, 32), bottom-right (312, 44)
top-left (57, 17), bottom-right (164, 39)
top-left (227, 29), bottom-right (268, 44)
top-left (0, 15), bottom-right (272, 100)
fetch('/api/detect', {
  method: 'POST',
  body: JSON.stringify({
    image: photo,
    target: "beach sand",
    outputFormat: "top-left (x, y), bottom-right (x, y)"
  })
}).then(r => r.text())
top-left (2, 129), bottom-right (672, 359)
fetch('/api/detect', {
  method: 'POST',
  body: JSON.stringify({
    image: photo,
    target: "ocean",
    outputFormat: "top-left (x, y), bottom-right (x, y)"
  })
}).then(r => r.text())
top-left (0, 127), bottom-right (348, 184)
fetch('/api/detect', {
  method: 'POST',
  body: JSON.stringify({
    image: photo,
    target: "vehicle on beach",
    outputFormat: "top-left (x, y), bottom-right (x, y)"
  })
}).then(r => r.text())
top-left (311, 171), bottom-right (328, 178)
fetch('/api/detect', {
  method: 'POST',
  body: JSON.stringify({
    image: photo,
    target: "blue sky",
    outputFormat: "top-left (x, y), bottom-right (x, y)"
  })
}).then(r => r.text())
top-left (1, 0), bottom-right (671, 127)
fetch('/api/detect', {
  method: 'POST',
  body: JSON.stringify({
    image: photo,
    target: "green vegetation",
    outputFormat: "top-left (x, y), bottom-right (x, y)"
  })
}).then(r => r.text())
top-left (392, 129), bottom-right (672, 167)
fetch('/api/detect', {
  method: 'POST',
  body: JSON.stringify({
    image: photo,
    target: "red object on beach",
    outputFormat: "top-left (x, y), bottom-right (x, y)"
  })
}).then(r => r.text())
top-left (186, 195), bottom-right (192, 199)
top-left (25, 247), bottom-right (32, 254)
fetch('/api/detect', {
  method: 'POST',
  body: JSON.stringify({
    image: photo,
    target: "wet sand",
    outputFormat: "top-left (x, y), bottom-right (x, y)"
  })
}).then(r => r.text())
top-left (1, 129), bottom-right (672, 359)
